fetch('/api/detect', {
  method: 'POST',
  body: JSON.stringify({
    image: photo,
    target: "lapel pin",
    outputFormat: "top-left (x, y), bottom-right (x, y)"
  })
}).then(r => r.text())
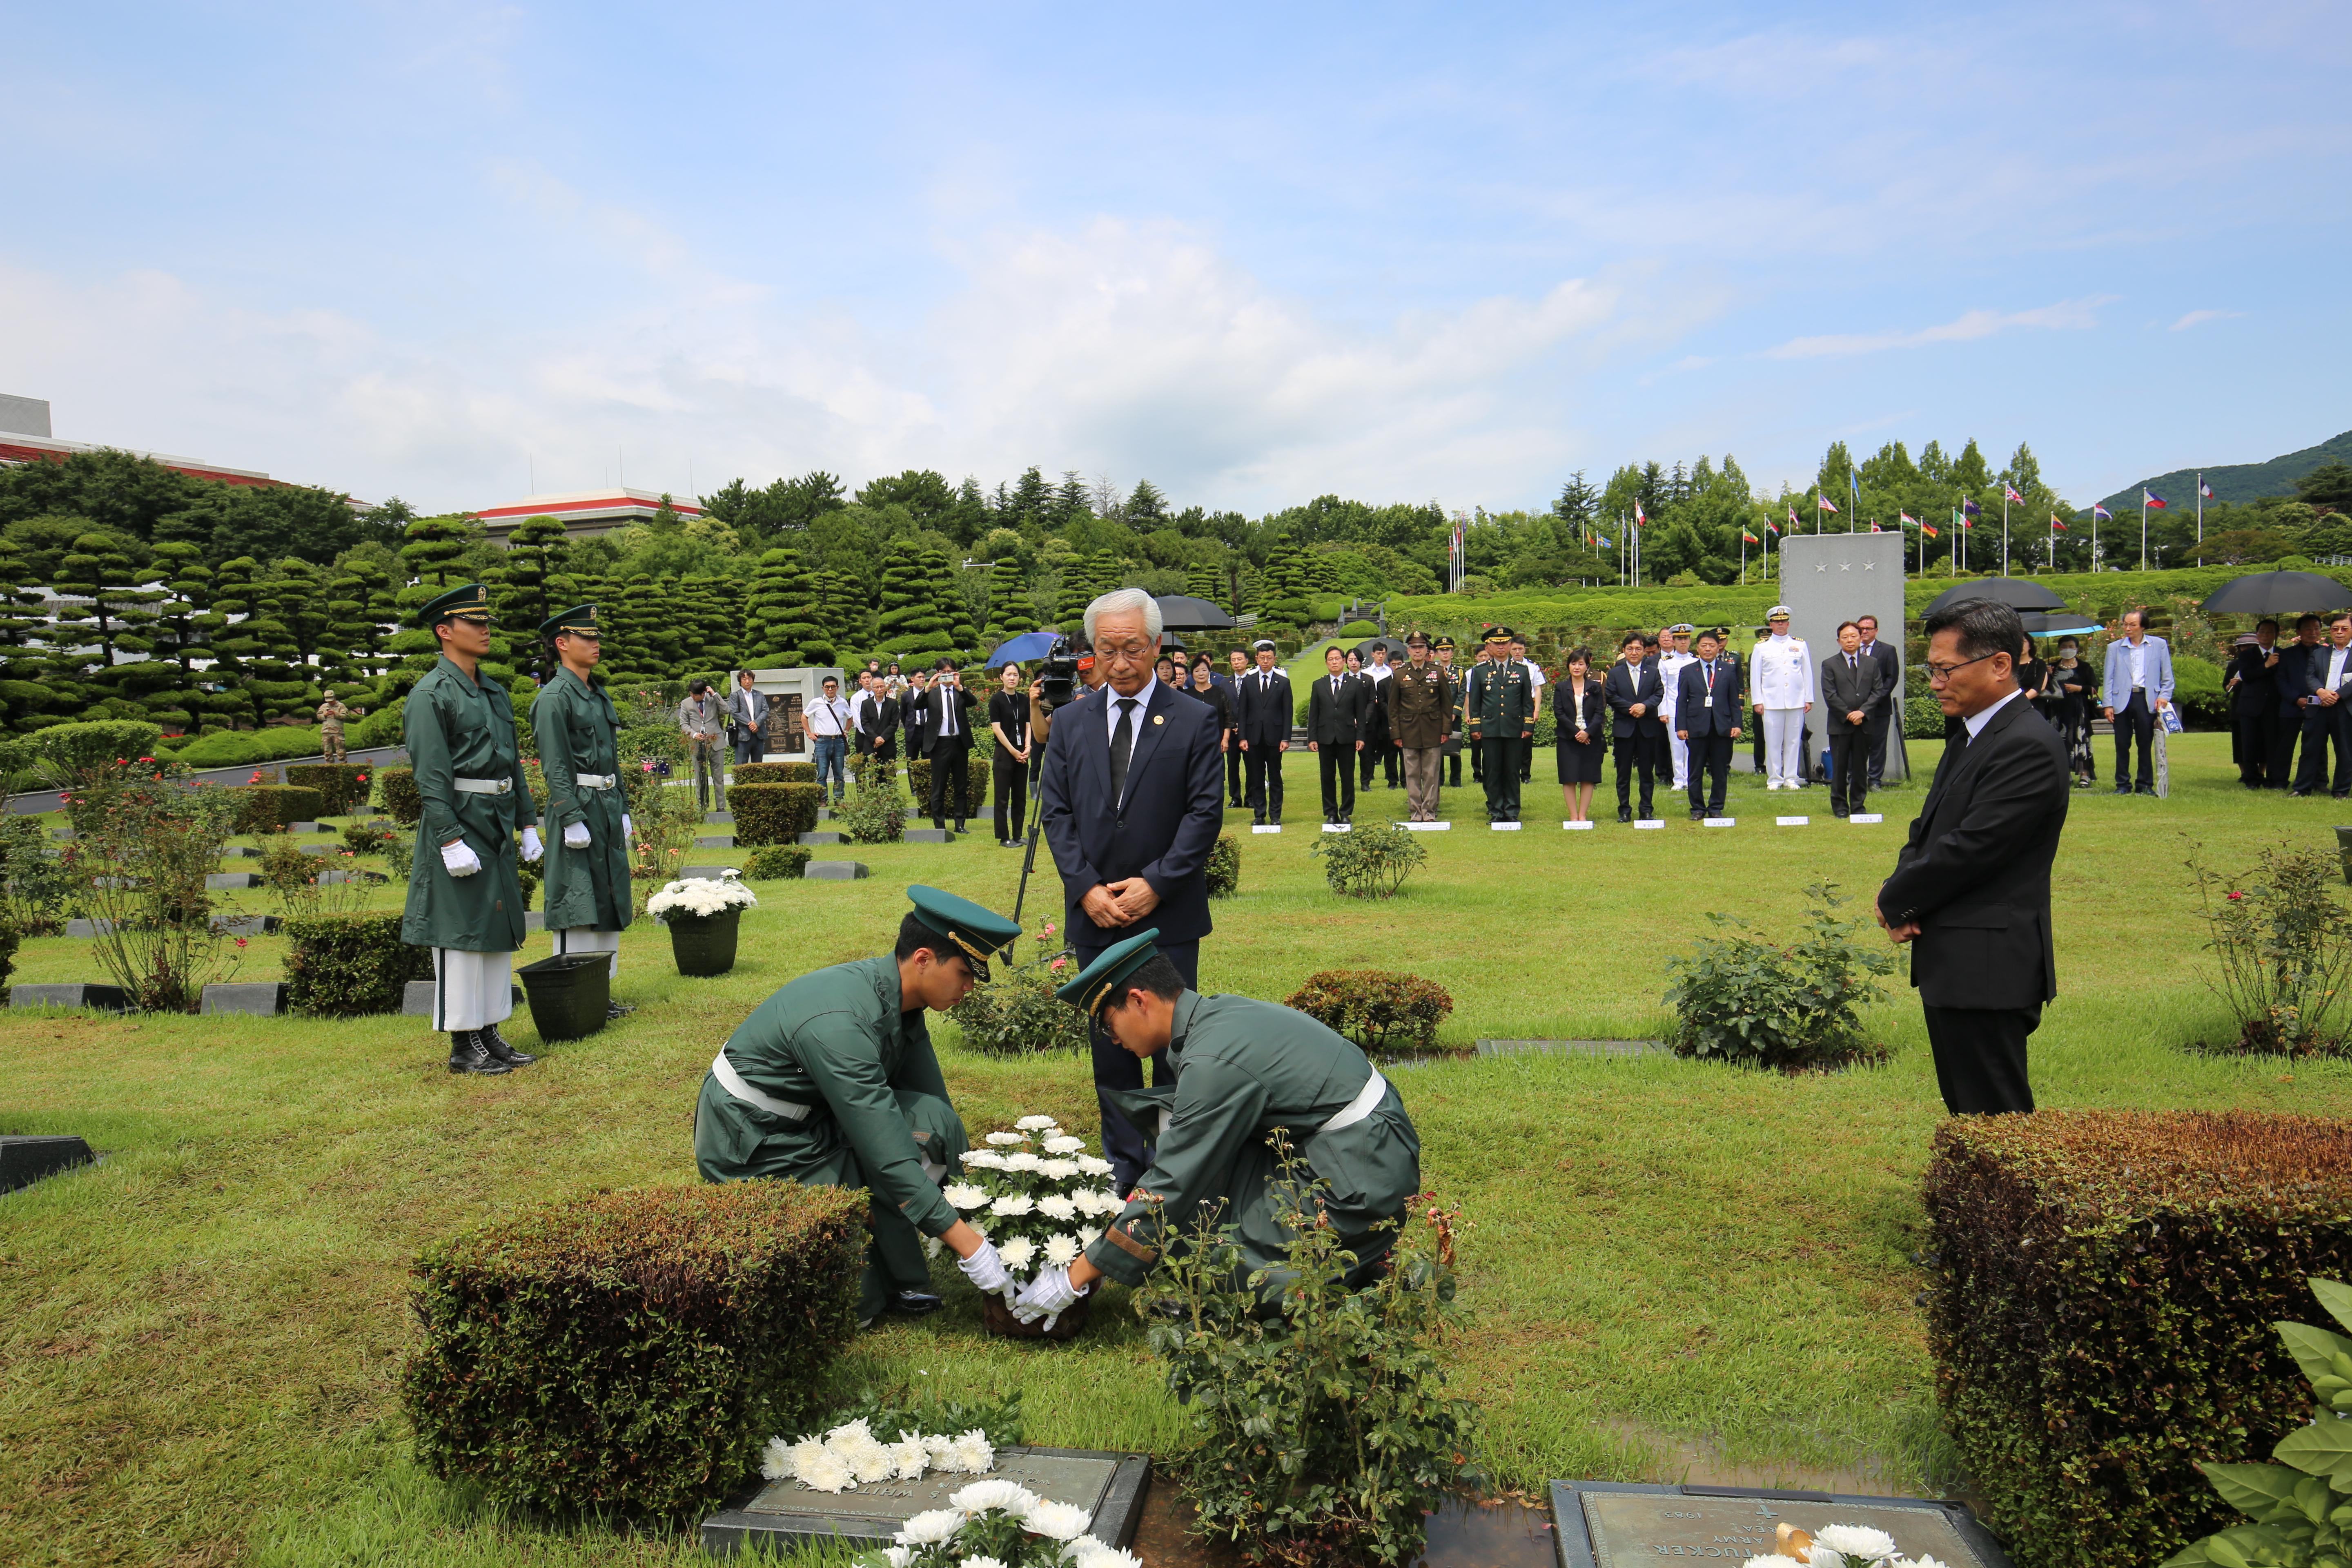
top-left (1152, 714), bottom-right (1164, 724)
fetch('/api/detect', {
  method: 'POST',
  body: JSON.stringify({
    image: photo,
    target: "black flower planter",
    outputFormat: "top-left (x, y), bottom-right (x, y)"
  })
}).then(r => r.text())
top-left (667, 909), bottom-right (741, 977)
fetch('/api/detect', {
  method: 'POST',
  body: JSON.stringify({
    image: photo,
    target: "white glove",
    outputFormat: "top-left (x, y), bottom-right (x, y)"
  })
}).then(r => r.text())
top-left (1011, 1265), bottom-right (1086, 1330)
top-left (563, 821), bottom-right (592, 849)
top-left (520, 826), bottom-right (544, 863)
top-left (956, 1238), bottom-right (1013, 1298)
top-left (622, 813), bottom-right (635, 841)
top-left (440, 839), bottom-right (482, 878)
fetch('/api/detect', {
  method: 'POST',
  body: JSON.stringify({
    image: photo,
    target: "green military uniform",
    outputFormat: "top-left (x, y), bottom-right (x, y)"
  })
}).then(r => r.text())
top-left (400, 584), bottom-right (541, 1071)
top-left (1463, 628), bottom-right (1535, 823)
top-left (694, 886), bottom-right (1020, 1322)
top-left (1056, 932), bottom-right (1422, 1303)
top-left (530, 606), bottom-right (631, 964)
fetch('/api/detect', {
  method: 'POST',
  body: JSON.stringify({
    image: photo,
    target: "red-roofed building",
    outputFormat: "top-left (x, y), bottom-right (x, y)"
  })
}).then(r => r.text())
top-left (471, 488), bottom-right (705, 543)
top-left (0, 393), bottom-right (331, 494)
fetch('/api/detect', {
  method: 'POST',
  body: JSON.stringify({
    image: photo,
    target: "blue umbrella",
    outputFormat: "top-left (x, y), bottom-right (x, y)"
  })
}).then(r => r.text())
top-left (982, 631), bottom-right (1062, 668)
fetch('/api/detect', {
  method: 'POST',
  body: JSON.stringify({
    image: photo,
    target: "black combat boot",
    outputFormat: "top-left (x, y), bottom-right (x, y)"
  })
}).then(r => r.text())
top-left (479, 1022), bottom-right (535, 1066)
top-left (447, 1031), bottom-right (511, 1075)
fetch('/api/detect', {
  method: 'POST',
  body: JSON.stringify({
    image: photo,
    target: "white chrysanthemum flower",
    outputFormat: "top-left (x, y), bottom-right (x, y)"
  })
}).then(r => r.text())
top-left (960, 1149), bottom-right (1007, 1170)
top-left (894, 1508), bottom-right (966, 1546)
top-left (759, 1435), bottom-right (795, 1479)
top-left (944, 1429), bottom-right (995, 1474)
top-left (829, 1421), bottom-right (897, 1484)
top-left (779, 1435), bottom-right (828, 1481)
top-left (1077, 1225), bottom-right (1103, 1248)
top-left (950, 1478), bottom-right (1036, 1515)
top-left (924, 1433), bottom-right (959, 1461)
top-left (960, 1557), bottom-right (1007, 1568)
top-left (943, 1182), bottom-right (991, 1209)
top-left (1022, 1500), bottom-right (1093, 1541)
top-left (927, 1234), bottom-right (943, 1258)
top-left (990, 1192), bottom-right (1035, 1217)
top-left (1015, 1114), bottom-right (1059, 1130)
top-left (1038, 1158), bottom-right (1080, 1181)
top-left (1003, 1151), bottom-right (1044, 1173)
top-left (886, 1435), bottom-right (930, 1479)
top-left (1075, 1155), bottom-right (1114, 1176)
top-left (1035, 1194), bottom-right (1078, 1222)
top-left (1000, 1236), bottom-right (1037, 1270)
top-left (1815, 1526), bottom-right (1897, 1563)
top-left (1044, 1233), bottom-right (1081, 1267)
top-left (1736, 1558), bottom-right (1805, 1568)
top-left (795, 1447), bottom-right (857, 1492)
top-left (1042, 1134), bottom-right (1085, 1154)
top-left (1090, 1187), bottom-right (1122, 1211)
top-left (882, 1548), bottom-right (913, 1568)
top-left (1067, 1538), bottom-right (1142, 1568)
top-left (986, 1131), bottom-right (1027, 1146)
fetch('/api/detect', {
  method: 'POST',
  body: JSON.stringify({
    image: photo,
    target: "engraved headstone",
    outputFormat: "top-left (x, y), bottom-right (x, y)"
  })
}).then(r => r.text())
top-left (804, 861), bottom-right (871, 880)
top-left (0, 1134), bottom-right (96, 1193)
top-left (1550, 1481), bottom-right (2012, 1568)
top-left (701, 1446), bottom-right (1148, 1556)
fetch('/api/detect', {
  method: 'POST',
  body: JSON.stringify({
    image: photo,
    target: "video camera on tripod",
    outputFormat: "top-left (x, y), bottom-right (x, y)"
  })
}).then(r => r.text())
top-left (1037, 632), bottom-right (1091, 714)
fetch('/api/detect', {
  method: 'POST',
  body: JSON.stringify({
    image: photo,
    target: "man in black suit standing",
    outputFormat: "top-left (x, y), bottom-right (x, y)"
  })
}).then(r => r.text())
top-left (2225, 619), bottom-right (2283, 788)
top-left (1306, 646), bottom-right (1367, 825)
top-left (1854, 615), bottom-right (1902, 788)
top-left (1604, 633), bottom-right (1664, 823)
top-left (918, 659), bottom-right (977, 832)
top-left (2290, 612), bottom-right (2352, 798)
top-left (1234, 638), bottom-right (1292, 826)
top-left (1875, 599), bottom-right (2070, 1115)
top-left (2275, 615), bottom-right (2324, 790)
top-left (1037, 588), bottom-right (1226, 1192)
top-left (1674, 628), bottom-right (1743, 820)
top-left (853, 671), bottom-right (900, 775)
top-left (1821, 621), bottom-right (1890, 819)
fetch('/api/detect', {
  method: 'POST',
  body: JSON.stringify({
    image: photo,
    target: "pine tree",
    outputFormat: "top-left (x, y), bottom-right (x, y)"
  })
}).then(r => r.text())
top-left (876, 540), bottom-right (951, 657)
top-left (0, 540), bottom-right (63, 734)
top-left (1184, 561), bottom-right (1219, 601)
top-left (502, 514), bottom-right (571, 661)
top-left (1256, 535), bottom-right (1314, 636)
top-left (1054, 552), bottom-right (1098, 630)
top-left (982, 556), bottom-right (1038, 645)
top-left (818, 568), bottom-right (865, 660)
top-left (922, 545), bottom-right (978, 656)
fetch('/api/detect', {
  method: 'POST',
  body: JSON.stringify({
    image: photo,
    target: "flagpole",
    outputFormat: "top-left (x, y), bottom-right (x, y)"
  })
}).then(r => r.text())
top-left (2198, 472), bottom-right (2205, 546)
top-left (2140, 494), bottom-right (2148, 572)
top-left (2002, 492), bottom-right (2010, 577)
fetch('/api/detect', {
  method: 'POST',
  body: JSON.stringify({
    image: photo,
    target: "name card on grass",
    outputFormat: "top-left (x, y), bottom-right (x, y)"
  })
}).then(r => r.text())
top-left (1633, 820), bottom-right (1666, 829)
top-left (1704, 817), bottom-right (1736, 827)
top-left (1776, 815), bottom-right (1811, 826)
top-left (1490, 821), bottom-right (1523, 831)
top-left (1851, 813), bottom-right (1884, 823)
top-left (1402, 820), bottom-right (1451, 831)
top-left (1320, 823), bottom-right (1351, 833)
top-left (1563, 820), bottom-right (1594, 830)
top-left (1251, 824), bottom-right (1283, 834)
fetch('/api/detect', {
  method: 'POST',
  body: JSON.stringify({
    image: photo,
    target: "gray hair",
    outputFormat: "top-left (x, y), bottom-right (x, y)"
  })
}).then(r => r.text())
top-left (1084, 587), bottom-right (1163, 642)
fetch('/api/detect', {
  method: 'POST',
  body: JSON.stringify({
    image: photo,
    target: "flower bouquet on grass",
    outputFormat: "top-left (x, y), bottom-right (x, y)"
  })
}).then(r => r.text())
top-left (1752, 1522), bottom-right (1955, 1568)
top-left (942, 1115), bottom-right (1122, 1341)
top-left (860, 1479), bottom-right (1139, 1568)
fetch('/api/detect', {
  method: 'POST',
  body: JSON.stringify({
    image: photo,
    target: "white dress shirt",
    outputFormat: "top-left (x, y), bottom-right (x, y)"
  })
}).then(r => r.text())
top-left (2129, 639), bottom-right (2148, 692)
top-left (1963, 686), bottom-right (2023, 741)
top-left (1105, 675), bottom-right (1161, 747)
top-left (804, 695), bottom-right (851, 738)
top-left (2329, 648), bottom-right (2352, 692)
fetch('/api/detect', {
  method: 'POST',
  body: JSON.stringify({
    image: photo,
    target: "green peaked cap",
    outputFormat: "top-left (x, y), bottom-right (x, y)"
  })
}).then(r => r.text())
top-left (1054, 928), bottom-right (1162, 1016)
top-left (538, 603), bottom-right (600, 639)
top-left (906, 885), bottom-right (1022, 982)
top-left (415, 582), bottom-right (493, 627)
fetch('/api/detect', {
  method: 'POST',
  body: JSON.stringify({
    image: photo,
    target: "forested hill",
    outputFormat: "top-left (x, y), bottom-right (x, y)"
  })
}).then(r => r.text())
top-left (2098, 428), bottom-right (2352, 513)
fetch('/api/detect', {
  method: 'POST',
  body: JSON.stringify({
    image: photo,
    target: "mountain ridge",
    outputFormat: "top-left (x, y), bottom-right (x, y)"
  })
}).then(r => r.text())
top-left (2096, 428), bottom-right (2352, 515)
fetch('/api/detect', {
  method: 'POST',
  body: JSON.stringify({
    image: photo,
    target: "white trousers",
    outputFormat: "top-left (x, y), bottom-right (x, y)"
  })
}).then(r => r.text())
top-left (431, 948), bottom-right (514, 1032)
top-left (1761, 708), bottom-right (1806, 785)
top-left (1662, 721), bottom-right (1689, 791)
top-left (553, 926), bottom-right (621, 979)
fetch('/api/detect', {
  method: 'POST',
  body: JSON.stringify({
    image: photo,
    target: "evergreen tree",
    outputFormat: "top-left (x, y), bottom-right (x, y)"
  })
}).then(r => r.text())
top-left (982, 556), bottom-right (1038, 645)
top-left (875, 539), bottom-right (950, 657)
top-left (818, 568), bottom-right (865, 659)
top-left (1127, 479), bottom-right (1169, 526)
top-left (744, 550), bottom-right (807, 665)
top-left (1184, 561), bottom-right (1219, 601)
top-left (1055, 552), bottom-right (1098, 630)
top-left (922, 545), bottom-right (978, 654)
top-left (503, 514), bottom-right (570, 647)
top-left (0, 540), bottom-right (62, 734)
top-left (1256, 536), bottom-right (1314, 636)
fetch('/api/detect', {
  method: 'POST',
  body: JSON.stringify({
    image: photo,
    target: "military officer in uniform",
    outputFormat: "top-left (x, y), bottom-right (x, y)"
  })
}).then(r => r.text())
top-left (1753, 605), bottom-right (1816, 790)
top-left (1386, 631), bottom-right (1455, 821)
top-left (401, 583), bottom-right (543, 1076)
top-left (1463, 627), bottom-right (1534, 823)
top-left (694, 886), bottom-right (1024, 1327)
top-left (1434, 636), bottom-right (1465, 787)
top-left (1009, 928), bottom-right (1423, 1325)
top-left (531, 604), bottom-right (634, 1019)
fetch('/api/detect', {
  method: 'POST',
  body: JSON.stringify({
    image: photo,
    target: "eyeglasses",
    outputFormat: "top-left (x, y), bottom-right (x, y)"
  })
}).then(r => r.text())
top-left (1924, 651), bottom-right (2002, 683)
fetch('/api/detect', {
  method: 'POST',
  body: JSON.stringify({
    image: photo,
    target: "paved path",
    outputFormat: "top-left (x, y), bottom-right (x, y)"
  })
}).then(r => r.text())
top-left (6, 746), bottom-right (411, 815)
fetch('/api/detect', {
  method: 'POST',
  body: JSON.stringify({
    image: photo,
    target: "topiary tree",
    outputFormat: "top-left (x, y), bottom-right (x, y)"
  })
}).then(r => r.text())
top-left (876, 539), bottom-right (950, 658)
top-left (924, 545), bottom-right (978, 655)
top-left (982, 556), bottom-right (1038, 647)
top-left (1054, 551), bottom-right (1098, 631)
top-left (1256, 535), bottom-right (1315, 637)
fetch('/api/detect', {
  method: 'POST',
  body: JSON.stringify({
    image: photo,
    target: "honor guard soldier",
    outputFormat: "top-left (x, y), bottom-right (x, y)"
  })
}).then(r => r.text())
top-left (531, 604), bottom-right (634, 1018)
top-left (1463, 626), bottom-right (1535, 823)
top-left (1009, 928), bottom-right (1423, 1326)
top-left (401, 583), bottom-right (544, 1075)
top-left (695, 886), bottom-right (1025, 1327)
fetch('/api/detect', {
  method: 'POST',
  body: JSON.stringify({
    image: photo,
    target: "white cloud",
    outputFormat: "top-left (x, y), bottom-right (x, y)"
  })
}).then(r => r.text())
top-left (2169, 309), bottom-right (2244, 331)
top-left (1764, 296), bottom-right (2118, 360)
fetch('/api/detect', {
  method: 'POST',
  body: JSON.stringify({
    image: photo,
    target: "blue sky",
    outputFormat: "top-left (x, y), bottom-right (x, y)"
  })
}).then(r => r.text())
top-left (3, 1), bottom-right (2346, 517)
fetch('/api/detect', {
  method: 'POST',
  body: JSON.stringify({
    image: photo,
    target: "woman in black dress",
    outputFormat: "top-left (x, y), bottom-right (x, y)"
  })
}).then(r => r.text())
top-left (1554, 648), bottom-right (1607, 822)
top-left (2045, 638), bottom-right (2097, 786)
top-left (1185, 658), bottom-right (1235, 762)
top-left (2016, 635), bottom-right (2051, 727)
top-left (987, 662), bottom-right (1031, 847)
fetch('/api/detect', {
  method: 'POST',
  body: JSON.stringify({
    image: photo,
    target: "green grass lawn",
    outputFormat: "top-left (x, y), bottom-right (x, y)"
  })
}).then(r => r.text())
top-left (3, 732), bottom-right (2343, 1566)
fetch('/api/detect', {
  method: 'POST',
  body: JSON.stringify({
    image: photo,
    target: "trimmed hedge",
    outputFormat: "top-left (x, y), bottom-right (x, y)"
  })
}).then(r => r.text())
top-left (906, 758), bottom-right (988, 819)
top-left (232, 784), bottom-right (325, 835)
top-left (743, 844), bottom-right (813, 881)
top-left (283, 913), bottom-right (431, 1015)
top-left (1284, 969), bottom-right (1454, 1054)
top-left (285, 763), bottom-right (374, 815)
top-left (732, 761), bottom-right (816, 784)
top-left (1205, 831), bottom-right (1240, 898)
top-left (1925, 1111), bottom-right (2352, 1568)
top-left (27, 720), bottom-right (163, 779)
top-left (726, 782), bottom-right (824, 845)
top-left (401, 1183), bottom-right (866, 1517)
top-left (376, 767), bottom-right (421, 826)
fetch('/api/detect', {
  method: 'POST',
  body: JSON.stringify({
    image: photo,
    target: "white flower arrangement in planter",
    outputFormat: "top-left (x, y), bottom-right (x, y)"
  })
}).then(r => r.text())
top-left (858, 1479), bottom-right (1141, 1568)
top-left (944, 1115), bottom-right (1120, 1281)
top-left (645, 873), bottom-right (759, 923)
top-left (760, 1417), bottom-right (996, 1495)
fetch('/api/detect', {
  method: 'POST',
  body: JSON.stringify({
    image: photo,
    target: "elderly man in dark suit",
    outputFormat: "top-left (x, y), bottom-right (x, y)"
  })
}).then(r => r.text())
top-left (1821, 621), bottom-right (1890, 819)
top-left (2225, 619), bottom-right (2282, 789)
top-left (1674, 627), bottom-right (1744, 820)
top-left (1604, 633), bottom-right (1665, 823)
top-left (1876, 599), bottom-right (2071, 1115)
top-left (1854, 615), bottom-right (1902, 788)
top-left (1037, 587), bottom-right (1226, 1192)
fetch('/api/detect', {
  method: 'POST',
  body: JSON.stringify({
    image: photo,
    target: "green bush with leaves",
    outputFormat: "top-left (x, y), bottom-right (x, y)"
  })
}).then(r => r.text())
top-left (1284, 970), bottom-right (1454, 1056)
top-left (401, 1182), bottom-right (866, 1518)
top-left (229, 784), bottom-right (325, 835)
top-left (27, 720), bottom-right (163, 783)
top-left (1662, 881), bottom-right (1895, 1069)
top-left (838, 756), bottom-right (906, 844)
top-left (65, 760), bottom-right (243, 1012)
top-left (1308, 821), bottom-right (1426, 899)
top-left (906, 757), bottom-right (988, 819)
top-left (2192, 846), bottom-right (2352, 1056)
top-left (0, 813), bottom-right (77, 933)
top-left (284, 913), bottom-right (431, 1015)
top-left (1138, 1149), bottom-right (1480, 1568)
top-left (375, 766), bottom-right (422, 826)
top-left (742, 843), bottom-right (812, 881)
top-left (284, 763), bottom-right (374, 815)
top-left (732, 761), bottom-right (816, 785)
top-left (727, 781), bottom-right (824, 844)
top-left (948, 926), bottom-right (1090, 1057)
top-left (1205, 831), bottom-right (1241, 899)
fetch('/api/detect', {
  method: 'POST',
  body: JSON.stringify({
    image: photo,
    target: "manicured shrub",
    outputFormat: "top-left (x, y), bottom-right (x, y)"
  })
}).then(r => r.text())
top-left (401, 1182), bottom-right (866, 1517)
top-left (1205, 832), bottom-right (1240, 899)
top-left (732, 761), bottom-right (815, 784)
top-left (1905, 693), bottom-right (1946, 740)
top-left (26, 720), bottom-right (164, 782)
top-left (904, 758), bottom-right (989, 818)
top-left (1662, 881), bottom-right (1895, 1070)
top-left (376, 766), bottom-right (421, 826)
top-left (726, 782), bottom-right (824, 844)
top-left (1284, 969), bottom-right (1454, 1055)
top-left (283, 913), bottom-right (431, 1015)
top-left (1309, 820), bottom-right (1425, 899)
top-left (742, 844), bottom-right (812, 881)
top-left (1923, 1111), bottom-right (2352, 1568)
top-left (231, 784), bottom-right (325, 835)
top-left (342, 819), bottom-right (398, 856)
top-left (167, 729), bottom-right (270, 768)
top-left (284, 763), bottom-right (374, 816)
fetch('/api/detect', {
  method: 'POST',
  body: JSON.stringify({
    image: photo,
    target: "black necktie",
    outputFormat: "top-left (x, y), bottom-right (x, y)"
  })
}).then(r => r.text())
top-left (1110, 698), bottom-right (1138, 802)
top-left (1849, 654), bottom-right (1858, 672)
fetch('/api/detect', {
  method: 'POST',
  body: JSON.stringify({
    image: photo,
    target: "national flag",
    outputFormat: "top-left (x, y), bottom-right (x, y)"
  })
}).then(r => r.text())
top-left (1869, 521), bottom-right (1883, 533)
top-left (1850, 468), bottom-right (1861, 496)
top-left (2003, 483), bottom-right (2025, 504)
top-left (1596, 533), bottom-right (1613, 548)
top-left (2145, 488), bottom-right (2169, 509)
top-left (1634, 503), bottom-right (1648, 526)
top-left (1921, 522), bottom-right (1939, 538)
top-left (1900, 511), bottom-right (1920, 527)
top-left (1820, 495), bottom-right (1840, 514)
top-left (1954, 509), bottom-right (1973, 531)
top-left (2093, 503), bottom-right (2113, 521)
top-left (1962, 498), bottom-right (1982, 517)
top-left (2051, 514), bottom-right (2070, 531)
top-left (1785, 504), bottom-right (1799, 528)
top-left (1742, 531), bottom-right (1760, 544)
top-left (2200, 479), bottom-right (2216, 499)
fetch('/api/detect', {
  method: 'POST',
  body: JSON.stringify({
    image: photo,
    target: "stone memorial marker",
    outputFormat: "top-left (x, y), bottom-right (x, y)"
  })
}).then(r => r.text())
top-left (682, 865), bottom-right (739, 880)
top-left (902, 828), bottom-right (956, 844)
top-left (799, 831), bottom-right (849, 846)
top-left (804, 861), bottom-right (871, 880)
top-left (701, 1446), bottom-right (1148, 1557)
top-left (1549, 1481), bottom-right (2013, 1568)
top-left (212, 915), bottom-right (280, 937)
top-left (706, 811), bottom-right (734, 824)
top-left (207, 873), bottom-right (263, 890)
top-left (201, 982), bottom-right (290, 1016)
top-left (0, 1134), bottom-right (97, 1193)
top-left (698, 835), bottom-right (737, 848)
top-left (1476, 1038), bottom-right (1662, 1059)
top-left (64, 918), bottom-right (119, 938)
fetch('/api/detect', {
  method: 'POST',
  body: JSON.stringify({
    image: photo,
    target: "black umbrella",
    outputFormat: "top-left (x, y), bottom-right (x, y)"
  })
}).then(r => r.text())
top-left (1351, 635), bottom-right (1410, 662)
top-left (1922, 578), bottom-right (2067, 615)
top-left (2199, 571), bottom-right (2352, 615)
top-left (1153, 594), bottom-right (1235, 630)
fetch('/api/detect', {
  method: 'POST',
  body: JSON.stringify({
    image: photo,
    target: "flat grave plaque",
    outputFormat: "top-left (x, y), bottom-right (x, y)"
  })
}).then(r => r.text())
top-left (682, 865), bottom-right (739, 880)
top-left (697, 835), bottom-right (737, 848)
top-left (1251, 824), bottom-right (1283, 834)
top-left (1563, 820), bottom-right (1594, 830)
top-left (1321, 823), bottom-right (1350, 832)
top-left (1, 1134), bottom-right (97, 1193)
top-left (701, 1445), bottom-right (1148, 1557)
top-left (902, 828), bottom-right (957, 844)
top-left (1477, 1038), bottom-right (1662, 1058)
top-left (1550, 1481), bottom-right (2012, 1568)
top-left (799, 831), bottom-right (849, 846)
top-left (804, 861), bottom-right (871, 880)
top-left (1490, 821), bottom-right (1522, 831)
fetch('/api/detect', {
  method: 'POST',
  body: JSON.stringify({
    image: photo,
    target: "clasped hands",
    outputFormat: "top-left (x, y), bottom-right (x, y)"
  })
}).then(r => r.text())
top-left (1080, 877), bottom-right (1160, 929)
top-left (1872, 889), bottom-right (1920, 947)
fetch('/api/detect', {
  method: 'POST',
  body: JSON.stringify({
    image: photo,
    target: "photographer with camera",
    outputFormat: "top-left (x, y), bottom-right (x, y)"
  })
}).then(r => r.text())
top-left (1036, 589), bottom-right (1225, 1194)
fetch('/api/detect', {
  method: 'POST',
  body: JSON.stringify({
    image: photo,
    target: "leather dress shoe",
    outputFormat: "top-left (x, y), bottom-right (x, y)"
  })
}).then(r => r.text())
top-left (1617, 806), bottom-right (1633, 823)
top-left (447, 1031), bottom-right (512, 1076)
top-left (606, 1000), bottom-right (637, 1019)
top-left (480, 1023), bottom-right (535, 1066)
top-left (953, 820), bottom-right (967, 834)
top-left (891, 1288), bottom-right (945, 1316)
top-left (1689, 809), bottom-right (1704, 820)
top-left (2114, 784), bottom-right (2133, 795)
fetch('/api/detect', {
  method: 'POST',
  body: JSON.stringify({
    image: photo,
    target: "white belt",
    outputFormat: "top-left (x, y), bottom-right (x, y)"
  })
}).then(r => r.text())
top-left (1322, 1070), bottom-right (1390, 1136)
top-left (710, 1051), bottom-right (813, 1122)
top-left (575, 773), bottom-right (617, 789)
top-left (453, 776), bottom-right (512, 795)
